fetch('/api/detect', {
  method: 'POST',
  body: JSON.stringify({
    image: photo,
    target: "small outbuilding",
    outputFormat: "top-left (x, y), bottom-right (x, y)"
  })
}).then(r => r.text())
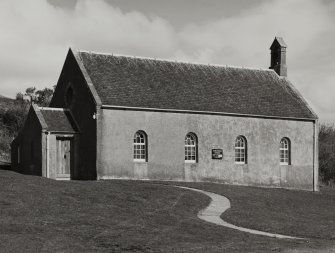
top-left (11, 105), bottom-right (78, 180)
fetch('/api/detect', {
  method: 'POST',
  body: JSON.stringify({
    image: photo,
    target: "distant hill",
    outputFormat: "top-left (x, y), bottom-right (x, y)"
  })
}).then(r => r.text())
top-left (0, 94), bottom-right (14, 100)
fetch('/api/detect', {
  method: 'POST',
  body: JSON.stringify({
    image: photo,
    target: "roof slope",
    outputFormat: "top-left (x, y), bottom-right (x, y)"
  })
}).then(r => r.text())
top-left (270, 37), bottom-right (287, 49)
top-left (77, 51), bottom-right (317, 120)
top-left (39, 108), bottom-right (78, 132)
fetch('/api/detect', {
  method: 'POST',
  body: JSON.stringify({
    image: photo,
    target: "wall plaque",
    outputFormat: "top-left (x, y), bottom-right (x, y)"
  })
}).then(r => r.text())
top-left (212, 149), bottom-right (223, 159)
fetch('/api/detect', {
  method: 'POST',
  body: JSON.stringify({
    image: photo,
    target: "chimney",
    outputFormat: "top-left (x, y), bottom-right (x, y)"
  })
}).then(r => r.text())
top-left (269, 37), bottom-right (287, 77)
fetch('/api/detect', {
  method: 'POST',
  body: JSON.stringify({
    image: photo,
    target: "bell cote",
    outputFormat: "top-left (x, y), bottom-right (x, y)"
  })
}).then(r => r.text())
top-left (269, 37), bottom-right (287, 77)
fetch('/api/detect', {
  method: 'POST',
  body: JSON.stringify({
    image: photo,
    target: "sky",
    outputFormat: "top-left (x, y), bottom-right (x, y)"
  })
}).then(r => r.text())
top-left (0, 0), bottom-right (334, 123)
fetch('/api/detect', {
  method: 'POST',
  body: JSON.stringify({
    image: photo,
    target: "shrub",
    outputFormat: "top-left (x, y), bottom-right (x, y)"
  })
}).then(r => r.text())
top-left (319, 123), bottom-right (335, 185)
top-left (0, 101), bottom-right (29, 161)
top-left (0, 128), bottom-right (12, 161)
top-left (1, 101), bottom-right (29, 136)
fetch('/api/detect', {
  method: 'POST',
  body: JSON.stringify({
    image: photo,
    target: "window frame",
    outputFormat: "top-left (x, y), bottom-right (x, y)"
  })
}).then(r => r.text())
top-left (133, 131), bottom-right (147, 162)
top-left (185, 133), bottom-right (198, 163)
top-left (235, 136), bottom-right (247, 164)
top-left (280, 137), bottom-right (290, 165)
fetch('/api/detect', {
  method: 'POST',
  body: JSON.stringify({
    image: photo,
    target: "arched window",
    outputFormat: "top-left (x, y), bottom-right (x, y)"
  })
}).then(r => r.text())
top-left (133, 131), bottom-right (147, 162)
top-left (185, 133), bottom-right (197, 163)
top-left (65, 86), bottom-right (74, 108)
top-left (280, 138), bottom-right (290, 165)
top-left (235, 136), bottom-right (247, 164)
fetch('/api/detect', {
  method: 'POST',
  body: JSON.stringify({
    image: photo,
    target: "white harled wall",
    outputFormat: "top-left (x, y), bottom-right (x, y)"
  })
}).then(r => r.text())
top-left (97, 109), bottom-right (316, 190)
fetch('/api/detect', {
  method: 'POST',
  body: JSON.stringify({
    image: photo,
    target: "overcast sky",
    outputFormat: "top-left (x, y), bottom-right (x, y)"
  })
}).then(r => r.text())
top-left (0, 0), bottom-right (334, 123)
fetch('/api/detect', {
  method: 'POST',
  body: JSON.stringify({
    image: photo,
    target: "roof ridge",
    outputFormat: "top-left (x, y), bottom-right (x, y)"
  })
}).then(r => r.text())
top-left (77, 49), bottom-right (274, 72)
top-left (39, 107), bottom-right (70, 111)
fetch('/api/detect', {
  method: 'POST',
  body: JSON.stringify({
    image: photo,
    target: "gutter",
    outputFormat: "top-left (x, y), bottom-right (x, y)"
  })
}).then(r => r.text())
top-left (313, 119), bottom-right (319, 191)
top-left (48, 131), bottom-right (79, 134)
top-left (46, 131), bottom-right (50, 178)
top-left (101, 104), bottom-right (317, 122)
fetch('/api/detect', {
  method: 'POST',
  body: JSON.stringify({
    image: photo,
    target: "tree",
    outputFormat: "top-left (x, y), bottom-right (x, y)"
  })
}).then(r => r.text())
top-left (0, 85), bottom-right (54, 161)
top-left (25, 86), bottom-right (36, 104)
top-left (22, 86), bottom-right (54, 106)
top-left (36, 88), bottom-right (54, 107)
top-left (2, 101), bottom-right (29, 135)
top-left (15, 92), bottom-right (24, 101)
top-left (0, 100), bottom-right (29, 162)
top-left (319, 123), bottom-right (335, 184)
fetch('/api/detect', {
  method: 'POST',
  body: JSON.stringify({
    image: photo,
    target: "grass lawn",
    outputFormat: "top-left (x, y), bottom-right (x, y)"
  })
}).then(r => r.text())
top-left (166, 181), bottom-right (335, 239)
top-left (1, 171), bottom-right (335, 252)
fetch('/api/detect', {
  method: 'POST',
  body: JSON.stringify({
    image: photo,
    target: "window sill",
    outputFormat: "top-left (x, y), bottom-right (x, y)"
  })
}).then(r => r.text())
top-left (235, 162), bottom-right (246, 165)
top-left (185, 161), bottom-right (197, 164)
top-left (280, 163), bottom-right (290, 166)
top-left (134, 160), bottom-right (147, 163)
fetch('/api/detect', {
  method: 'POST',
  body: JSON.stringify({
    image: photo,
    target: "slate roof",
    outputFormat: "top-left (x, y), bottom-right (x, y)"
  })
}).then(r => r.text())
top-left (76, 50), bottom-right (317, 120)
top-left (38, 108), bottom-right (78, 132)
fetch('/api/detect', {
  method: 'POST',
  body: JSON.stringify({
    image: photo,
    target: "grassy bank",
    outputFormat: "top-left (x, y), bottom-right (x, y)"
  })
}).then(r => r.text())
top-left (0, 171), bottom-right (334, 252)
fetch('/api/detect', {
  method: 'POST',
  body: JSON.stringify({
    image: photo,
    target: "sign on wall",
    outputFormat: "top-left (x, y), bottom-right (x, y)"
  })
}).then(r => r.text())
top-left (212, 149), bottom-right (223, 159)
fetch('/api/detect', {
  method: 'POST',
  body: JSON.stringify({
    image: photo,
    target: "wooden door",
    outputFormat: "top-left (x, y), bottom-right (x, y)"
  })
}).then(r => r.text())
top-left (56, 137), bottom-right (72, 178)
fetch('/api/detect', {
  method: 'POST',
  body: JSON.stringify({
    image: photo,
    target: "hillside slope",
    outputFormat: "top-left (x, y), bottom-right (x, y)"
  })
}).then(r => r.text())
top-left (0, 95), bottom-right (17, 112)
top-left (0, 95), bottom-right (29, 161)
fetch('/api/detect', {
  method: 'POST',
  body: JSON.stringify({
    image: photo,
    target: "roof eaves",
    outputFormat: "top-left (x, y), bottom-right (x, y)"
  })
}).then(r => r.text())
top-left (71, 48), bottom-right (102, 107)
top-left (101, 104), bottom-right (317, 121)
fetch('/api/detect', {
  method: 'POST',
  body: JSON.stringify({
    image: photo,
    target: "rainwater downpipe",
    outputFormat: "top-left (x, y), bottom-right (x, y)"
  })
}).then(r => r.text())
top-left (313, 120), bottom-right (319, 192)
top-left (46, 131), bottom-right (50, 178)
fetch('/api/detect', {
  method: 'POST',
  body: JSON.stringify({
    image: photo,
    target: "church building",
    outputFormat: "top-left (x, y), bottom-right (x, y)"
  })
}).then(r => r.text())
top-left (11, 37), bottom-right (319, 191)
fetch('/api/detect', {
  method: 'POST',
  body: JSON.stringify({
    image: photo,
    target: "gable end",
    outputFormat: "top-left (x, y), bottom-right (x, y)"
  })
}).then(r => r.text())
top-left (71, 49), bottom-right (102, 107)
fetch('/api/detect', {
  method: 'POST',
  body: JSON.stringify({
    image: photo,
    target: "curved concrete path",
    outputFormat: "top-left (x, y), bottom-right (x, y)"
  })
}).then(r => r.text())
top-left (175, 185), bottom-right (304, 240)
